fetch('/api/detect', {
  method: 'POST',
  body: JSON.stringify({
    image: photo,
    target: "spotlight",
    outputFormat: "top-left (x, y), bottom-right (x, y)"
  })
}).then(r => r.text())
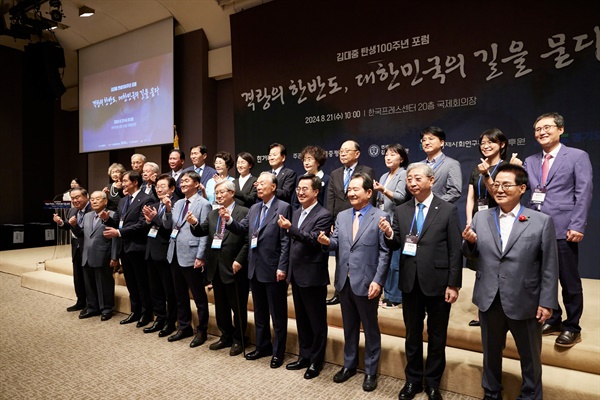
top-left (50, 8), bottom-right (62, 22)
top-left (78, 6), bottom-right (95, 17)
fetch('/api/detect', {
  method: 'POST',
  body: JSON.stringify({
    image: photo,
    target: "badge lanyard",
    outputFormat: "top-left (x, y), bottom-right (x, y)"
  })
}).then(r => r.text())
top-left (477, 162), bottom-right (500, 199)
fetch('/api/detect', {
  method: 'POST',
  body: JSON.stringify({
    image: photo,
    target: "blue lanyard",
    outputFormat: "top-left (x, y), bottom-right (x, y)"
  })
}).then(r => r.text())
top-left (175, 200), bottom-right (189, 229)
top-left (427, 153), bottom-right (445, 171)
top-left (408, 207), bottom-right (423, 236)
top-left (494, 205), bottom-right (524, 250)
top-left (477, 162), bottom-right (501, 198)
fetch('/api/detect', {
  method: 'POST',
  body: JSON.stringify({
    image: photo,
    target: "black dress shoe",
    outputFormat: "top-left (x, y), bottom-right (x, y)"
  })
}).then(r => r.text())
top-left (468, 319), bottom-right (480, 327)
top-left (209, 338), bottom-right (232, 350)
top-left (304, 363), bottom-right (321, 379)
top-left (333, 367), bottom-right (356, 383)
top-left (136, 315), bottom-right (153, 328)
top-left (482, 396), bottom-right (497, 400)
top-left (190, 331), bottom-right (208, 348)
top-left (120, 313), bottom-right (141, 325)
top-left (79, 309), bottom-right (101, 319)
top-left (67, 303), bottom-right (86, 312)
top-left (363, 374), bottom-right (378, 392)
top-left (230, 343), bottom-right (244, 356)
top-left (245, 349), bottom-right (272, 360)
top-left (326, 294), bottom-right (340, 306)
top-left (286, 358), bottom-right (310, 370)
top-left (167, 327), bottom-right (194, 342)
top-left (270, 356), bottom-right (283, 368)
top-left (426, 386), bottom-right (443, 400)
top-left (158, 323), bottom-right (176, 337)
top-left (555, 330), bottom-right (581, 347)
top-left (101, 313), bottom-right (112, 321)
top-left (541, 323), bottom-right (562, 336)
top-left (398, 382), bottom-right (423, 399)
top-left (143, 320), bottom-right (165, 333)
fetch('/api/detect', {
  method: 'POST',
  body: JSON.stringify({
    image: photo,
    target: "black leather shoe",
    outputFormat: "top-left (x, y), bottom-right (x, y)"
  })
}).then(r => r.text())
top-left (190, 331), bottom-right (207, 348)
top-left (542, 323), bottom-right (562, 336)
top-left (101, 313), bottom-right (112, 321)
top-left (363, 374), bottom-right (378, 392)
top-left (136, 315), bottom-right (153, 328)
top-left (468, 319), bottom-right (480, 327)
top-left (143, 320), bottom-right (165, 333)
top-left (120, 313), bottom-right (140, 325)
top-left (286, 358), bottom-right (310, 370)
top-left (304, 363), bottom-right (321, 379)
top-left (79, 309), bottom-right (100, 319)
top-left (230, 343), bottom-right (244, 356)
top-left (270, 356), bottom-right (283, 368)
top-left (555, 330), bottom-right (581, 347)
top-left (209, 338), bottom-right (232, 350)
top-left (245, 349), bottom-right (272, 360)
top-left (67, 303), bottom-right (86, 312)
top-left (398, 382), bottom-right (423, 399)
top-left (425, 387), bottom-right (443, 400)
top-left (158, 323), bottom-right (176, 337)
top-left (333, 367), bottom-right (356, 383)
top-left (168, 327), bottom-right (193, 342)
top-left (482, 396), bottom-right (497, 400)
top-left (326, 294), bottom-right (340, 306)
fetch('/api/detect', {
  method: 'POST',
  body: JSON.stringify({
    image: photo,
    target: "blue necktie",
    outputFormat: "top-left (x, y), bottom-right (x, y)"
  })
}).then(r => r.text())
top-left (298, 210), bottom-right (308, 228)
top-left (259, 205), bottom-right (268, 228)
top-left (344, 167), bottom-right (353, 192)
top-left (416, 203), bottom-right (425, 235)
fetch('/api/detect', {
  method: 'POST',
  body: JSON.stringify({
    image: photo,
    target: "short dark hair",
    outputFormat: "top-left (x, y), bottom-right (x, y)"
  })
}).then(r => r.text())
top-left (70, 187), bottom-right (88, 197)
top-left (156, 173), bottom-right (176, 188)
top-left (420, 126), bottom-right (446, 142)
top-left (534, 112), bottom-right (564, 129)
top-left (124, 170), bottom-right (142, 187)
top-left (182, 171), bottom-right (200, 183)
top-left (479, 128), bottom-right (508, 160)
top-left (214, 151), bottom-right (234, 171)
top-left (300, 145), bottom-right (327, 167)
top-left (189, 145), bottom-right (207, 155)
top-left (350, 171), bottom-right (373, 191)
top-left (269, 143), bottom-right (287, 157)
top-left (236, 152), bottom-right (255, 169)
top-left (383, 143), bottom-right (410, 168)
top-left (298, 173), bottom-right (322, 191)
top-left (170, 148), bottom-right (186, 162)
top-left (496, 163), bottom-right (529, 187)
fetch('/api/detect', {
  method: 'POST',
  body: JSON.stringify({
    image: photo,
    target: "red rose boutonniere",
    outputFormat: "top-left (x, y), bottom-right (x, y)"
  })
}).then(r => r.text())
top-left (518, 215), bottom-right (528, 222)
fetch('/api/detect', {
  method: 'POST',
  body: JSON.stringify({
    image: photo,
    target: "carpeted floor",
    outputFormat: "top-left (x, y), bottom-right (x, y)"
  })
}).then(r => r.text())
top-left (0, 272), bottom-right (479, 400)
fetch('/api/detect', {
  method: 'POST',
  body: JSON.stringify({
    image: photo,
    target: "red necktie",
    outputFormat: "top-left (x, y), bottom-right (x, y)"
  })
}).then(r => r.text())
top-left (541, 154), bottom-right (552, 185)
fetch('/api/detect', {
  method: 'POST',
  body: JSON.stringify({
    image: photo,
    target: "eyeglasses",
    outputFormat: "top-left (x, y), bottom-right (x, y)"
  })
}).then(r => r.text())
top-left (534, 124), bottom-right (557, 133)
top-left (479, 141), bottom-right (496, 147)
top-left (338, 149), bottom-right (357, 155)
top-left (492, 183), bottom-right (519, 191)
top-left (215, 190), bottom-right (231, 196)
top-left (295, 187), bottom-right (312, 193)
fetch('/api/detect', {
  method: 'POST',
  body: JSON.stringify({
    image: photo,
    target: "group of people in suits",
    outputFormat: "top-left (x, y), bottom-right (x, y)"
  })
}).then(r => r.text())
top-left (53, 111), bottom-right (592, 400)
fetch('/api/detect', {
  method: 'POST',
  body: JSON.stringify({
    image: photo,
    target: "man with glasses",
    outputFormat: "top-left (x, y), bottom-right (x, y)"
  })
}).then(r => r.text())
top-left (420, 126), bottom-right (462, 203)
top-left (463, 164), bottom-right (558, 400)
top-left (523, 112), bottom-right (592, 348)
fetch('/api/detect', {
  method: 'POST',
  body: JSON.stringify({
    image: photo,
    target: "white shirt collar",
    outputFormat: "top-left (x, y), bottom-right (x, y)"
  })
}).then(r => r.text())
top-left (499, 203), bottom-right (522, 218)
top-left (544, 143), bottom-right (561, 159)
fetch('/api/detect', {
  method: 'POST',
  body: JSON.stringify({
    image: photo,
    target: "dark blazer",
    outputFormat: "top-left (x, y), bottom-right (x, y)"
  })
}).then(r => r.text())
top-left (327, 164), bottom-right (376, 219)
top-left (291, 173), bottom-right (330, 210)
top-left (190, 204), bottom-right (250, 284)
top-left (184, 164), bottom-right (218, 188)
top-left (144, 201), bottom-right (172, 262)
top-left (233, 175), bottom-right (258, 208)
top-left (286, 203), bottom-right (333, 287)
top-left (105, 191), bottom-right (153, 253)
top-left (61, 203), bottom-right (92, 255)
top-left (385, 196), bottom-right (463, 296)
top-left (140, 182), bottom-right (158, 202)
top-left (271, 166), bottom-right (297, 204)
top-left (227, 197), bottom-right (291, 282)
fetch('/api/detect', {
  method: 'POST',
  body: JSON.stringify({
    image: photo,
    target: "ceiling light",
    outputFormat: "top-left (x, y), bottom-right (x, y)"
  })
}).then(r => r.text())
top-left (79, 6), bottom-right (94, 17)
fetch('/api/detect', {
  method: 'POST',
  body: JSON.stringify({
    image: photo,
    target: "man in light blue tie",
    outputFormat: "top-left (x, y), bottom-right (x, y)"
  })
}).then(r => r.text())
top-left (184, 145), bottom-right (217, 189)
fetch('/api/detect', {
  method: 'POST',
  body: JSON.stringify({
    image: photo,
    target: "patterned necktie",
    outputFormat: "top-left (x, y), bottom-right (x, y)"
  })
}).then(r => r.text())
top-left (298, 210), bottom-right (308, 228)
top-left (344, 167), bottom-right (353, 192)
top-left (416, 203), bottom-right (425, 235)
top-left (352, 210), bottom-right (361, 240)
top-left (541, 153), bottom-right (552, 185)
top-left (77, 210), bottom-right (84, 227)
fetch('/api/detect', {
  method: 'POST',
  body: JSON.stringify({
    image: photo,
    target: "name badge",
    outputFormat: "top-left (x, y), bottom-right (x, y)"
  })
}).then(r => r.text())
top-left (211, 203), bottom-right (220, 211)
top-left (251, 231), bottom-right (259, 249)
top-left (531, 187), bottom-right (546, 204)
top-left (170, 228), bottom-right (179, 239)
top-left (212, 233), bottom-right (224, 249)
top-left (402, 234), bottom-right (418, 256)
top-left (148, 226), bottom-right (159, 238)
top-left (378, 204), bottom-right (385, 211)
top-left (477, 198), bottom-right (489, 212)
top-left (119, 220), bottom-right (124, 229)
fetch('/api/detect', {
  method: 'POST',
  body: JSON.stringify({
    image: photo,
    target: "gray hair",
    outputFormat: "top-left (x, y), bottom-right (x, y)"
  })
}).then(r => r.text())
top-left (90, 190), bottom-right (107, 199)
top-left (215, 180), bottom-right (235, 192)
top-left (131, 153), bottom-right (147, 162)
top-left (259, 171), bottom-right (278, 186)
top-left (145, 162), bottom-right (159, 173)
top-left (406, 162), bottom-right (434, 178)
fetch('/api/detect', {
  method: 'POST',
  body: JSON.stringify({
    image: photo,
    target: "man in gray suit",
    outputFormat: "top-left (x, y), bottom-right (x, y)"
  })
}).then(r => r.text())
top-left (72, 191), bottom-right (119, 320)
top-left (463, 164), bottom-right (559, 400)
top-left (318, 172), bottom-right (390, 392)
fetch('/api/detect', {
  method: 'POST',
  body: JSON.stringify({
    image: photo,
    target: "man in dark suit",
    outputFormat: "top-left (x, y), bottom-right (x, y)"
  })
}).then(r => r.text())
top-left (463, 164), bottom-right (559, 400)
top-left (141, 174), bottom-right (180, 337)
top-left (188, 180), bottom-right (250, 357)
top-left (221, 171), bottom-right (291, 368)
top-left (184, 144), bottom-right (217, 189)
top-left (140, 161), bottom-right (159, 202)
top-left (523, 112), bottom-right (593, 347)
top-left (100, 170), bottom-right (154, 327)
top-left (167, 148), bottom-right (186, 198)
top-left (318, 172), bottom-right (390, 392)
top-left (278, 174), bottom-right (333, 379)
top-left (72, 191), bottom-right (119, 321)
top-left (379, 163), bottom-right (462, 400)
top-left (53, 187), bottom-right (91, 312)
top-left (325, 140), bottom-right (377, 305)
top-left (266, 143), bottom-right (297, 204)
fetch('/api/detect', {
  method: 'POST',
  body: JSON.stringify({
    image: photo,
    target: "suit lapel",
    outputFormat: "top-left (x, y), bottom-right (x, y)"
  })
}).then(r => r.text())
top-left (545, 145), bottom-right (567, 185)
top-left (419, 197), bottom-right (440, 238)
top-left (352, 207), bottom-right (373, 246)
top-left (502, 207), bottom-right (529, 255)
top-left (486, 209), bottom-right (502, 254)
top-left (258, 199), bottom-right (278, 232)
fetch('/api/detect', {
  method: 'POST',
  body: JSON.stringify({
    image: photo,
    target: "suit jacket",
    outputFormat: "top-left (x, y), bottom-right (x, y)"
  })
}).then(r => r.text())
top-left (422, 153), bottom-right (462, 203)
top-left (271, 166), bottom-right (297, 204)
top-left (227, 197), bottom-right (291, 283)
top-left (190, 204), bottom-right (249, 284)
top-left (60, 203), bottom-right (92, 255)
top-left (144, 201), bottom-right (174, 262)
top-left (463, 206), bottom-right (559, 320)
top-left (72, 210), bottom-right (119, 268)
top-left (377, 168), bottom-right (409, 221)
top-left (140, 182), bottom-right (158, 202)
top-left (184, 164), bottom-right (218, 188)
top-left (327, 164), bottom-right (377, 219)
top-left (286, 203), bottom-right (333, 287)
top-left (291, 173), bottom-right (330, 210)
top-left (105, 192), bottom-right (153, 253)
top-left (163, 194), bottom-right (212, 267)
top-left (234, 175), bottom-right (258, 208)
top-left (327, 205), bottom-right (390, 296)
top-left (385, 196), bottom-right (462, 296)
top-left (523, 144), bottom-right (593, 239)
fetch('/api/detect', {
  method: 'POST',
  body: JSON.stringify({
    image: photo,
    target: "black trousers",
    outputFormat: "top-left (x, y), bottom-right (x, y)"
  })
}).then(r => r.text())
top-left (292, 278), bottom-right (328, 365)
top-left (212, 269), bottom-right (249, 344)
top-left (82, 263), bottom-right (115, 314)
top-left (250, 276), bottom-right (288, 358)
top-left (170, 253), bottom-right (208, 332)
top-left (121, 250), bottom-right (152, 318)
top-left (147, 256), bottom-right (177, 324)
top-left (71, 240), bottom-right (86, 306)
